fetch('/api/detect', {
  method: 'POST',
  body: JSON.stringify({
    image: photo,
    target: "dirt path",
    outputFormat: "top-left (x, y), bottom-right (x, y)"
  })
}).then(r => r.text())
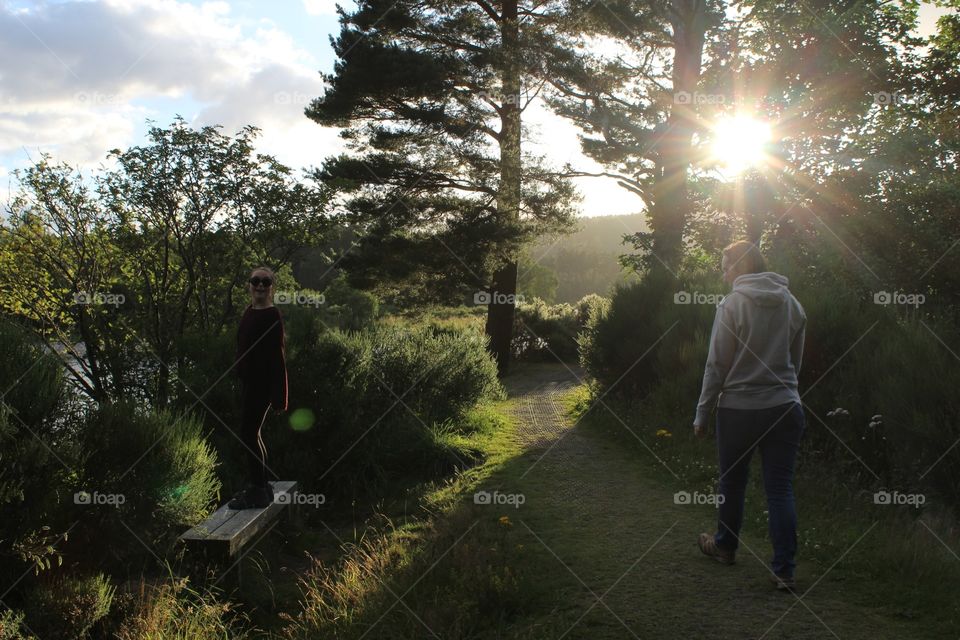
top-left (496, 363), bottom-right (934, 640)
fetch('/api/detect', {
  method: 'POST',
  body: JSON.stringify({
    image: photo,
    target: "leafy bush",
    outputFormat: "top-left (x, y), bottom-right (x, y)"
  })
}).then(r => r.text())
top-left (792, 280), bottom-right (960, 500)
top-left (274, 324), bottom-right (502, 501)
top-left (0, 320), bottom-right (77, 584)
top-left (173, 329), bottom-right (242, 429)
top-left (0, 320), bottom-right (64, 427)
top-left (513, 295), bottom-right (609, 363)
top-left (277, 276), bottom-right (379, 350)
top-left (0, 609), bottom-right (35, 640)
top-left (320, 273), bottom-right (380, 331)
top-left (579, 269), bottom-right (720, 397)
top-left (24, 573), bottom-right (115, 639)
top-left (72, 401), bottom-right (220, 566)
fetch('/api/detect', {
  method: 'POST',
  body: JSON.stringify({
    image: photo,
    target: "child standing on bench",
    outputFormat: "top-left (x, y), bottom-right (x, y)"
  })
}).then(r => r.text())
top-left (229, 265), bottom-right (288, 509)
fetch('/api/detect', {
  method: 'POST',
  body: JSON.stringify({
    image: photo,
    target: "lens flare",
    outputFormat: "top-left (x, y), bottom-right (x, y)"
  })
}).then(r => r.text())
top-left (289, 407), bottom-right (316, 431)
top-left (710, 116), bottom-right (772, 175)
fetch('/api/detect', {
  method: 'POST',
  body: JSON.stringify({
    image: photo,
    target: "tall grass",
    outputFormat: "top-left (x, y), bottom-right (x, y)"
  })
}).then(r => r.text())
top-left (113, 578), bottom-right (251, 640)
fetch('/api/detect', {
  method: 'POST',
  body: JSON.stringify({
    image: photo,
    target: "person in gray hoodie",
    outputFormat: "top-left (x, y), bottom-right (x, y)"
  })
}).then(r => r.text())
top-left (692, 241), bottom-right (806, 591)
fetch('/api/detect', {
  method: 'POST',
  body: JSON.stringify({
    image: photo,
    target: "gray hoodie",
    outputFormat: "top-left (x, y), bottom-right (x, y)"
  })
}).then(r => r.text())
top-left (694, 272), bottom-right (806, 427)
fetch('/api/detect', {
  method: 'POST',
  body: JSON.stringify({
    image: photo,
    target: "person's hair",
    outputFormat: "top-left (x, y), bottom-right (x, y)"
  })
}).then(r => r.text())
top-left (722, 241), bottom-right (765, 275)
top-left (248, 265), bottom-right (276, 281)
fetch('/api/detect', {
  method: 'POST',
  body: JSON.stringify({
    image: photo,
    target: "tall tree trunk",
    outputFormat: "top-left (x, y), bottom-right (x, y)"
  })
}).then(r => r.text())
top-left (649, 0), bottom-right (707, 272)
top-left (485, 0), bottom-right (522, 375)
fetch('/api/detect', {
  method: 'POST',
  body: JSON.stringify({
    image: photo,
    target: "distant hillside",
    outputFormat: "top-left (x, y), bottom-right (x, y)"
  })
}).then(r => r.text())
top-left (521, 213), bottom-right (647, 303)
top-left (544, 213), bottom-right (648, 254)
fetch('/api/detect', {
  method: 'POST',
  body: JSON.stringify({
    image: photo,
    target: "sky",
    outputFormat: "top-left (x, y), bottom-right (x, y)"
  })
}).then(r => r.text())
top-left (0, 0), bottom-right (951, 218)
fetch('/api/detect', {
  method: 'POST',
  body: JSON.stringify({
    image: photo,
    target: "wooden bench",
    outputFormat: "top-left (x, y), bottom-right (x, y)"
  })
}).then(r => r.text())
top-left (180, 480), bottom-right (298, 558)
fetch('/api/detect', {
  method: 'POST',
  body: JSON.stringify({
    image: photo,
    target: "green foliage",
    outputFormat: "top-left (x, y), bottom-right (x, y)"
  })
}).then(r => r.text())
top-left (517, 254), bottom-right (559, 303)
top-left (788, 272), bottom-right (960, 499)
top-left (512, 294), bottom-right (608, 363)
top-left (380, 305), bottom-right (486, 337)
top-left (311, 0), bottom-right (578, 301)
top-left (73, 401), bottom-right (220, 566)
top-left (579, 269), bottom-right (721, 398)
top-left (585, 250), bottom-right (960, 505)
top-left (0, 320), bottom-right (74, 579)
top-left (1, 118), bottom-right (334, 407)
top-left (288, 509), bottom-right (541, 640)
top-left (24, 573), bottom-right (115, 639)
top-left (275, 324), bottom-right (503, 500)
top-left (0, 320), bottom-right (65, 427)
top-left (319, 274), bottom-right (380, 331)
top-left (0, 609), bottom-right (35, 640)
top-left (113, 578), bottom-right (249, 640)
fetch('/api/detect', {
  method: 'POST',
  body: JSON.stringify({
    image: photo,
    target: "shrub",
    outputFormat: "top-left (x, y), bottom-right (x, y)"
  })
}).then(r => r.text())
top-left (0, 609), bottom-right (35, 640)
top-left (320, 273), bottom-right (379, 331)
top-left (272, 324), bottom-right (502, 501)
top-left (0, 320), bottom-right (64, 427)
top-left (579, 269), bottom-right (720, 397)
top-left (173, 328), bottom-right (241, 429)
top-left (23, 573), bottom-right (115, 639)
top-left (513, 295), bottom-right (609, 363)
top-left (0, 320), bottom-right (76, 583)
top-left (71, 401), bottom-right (220, 567)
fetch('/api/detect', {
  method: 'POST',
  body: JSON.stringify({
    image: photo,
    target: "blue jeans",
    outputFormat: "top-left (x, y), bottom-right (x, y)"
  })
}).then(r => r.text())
top-left (714, 401), bottom-right (805, 578)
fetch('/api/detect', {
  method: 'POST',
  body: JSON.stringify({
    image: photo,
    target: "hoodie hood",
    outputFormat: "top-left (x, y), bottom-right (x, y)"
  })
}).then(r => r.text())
top-left (731, 272), bottom-right (790, 307)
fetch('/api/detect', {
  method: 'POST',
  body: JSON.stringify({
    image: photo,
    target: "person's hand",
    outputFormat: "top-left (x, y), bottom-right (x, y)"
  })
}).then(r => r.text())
top-left (693, 423), bottom-right (707, 438)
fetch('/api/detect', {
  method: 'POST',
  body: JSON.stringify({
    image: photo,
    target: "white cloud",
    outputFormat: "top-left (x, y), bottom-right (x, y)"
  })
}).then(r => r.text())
top-left (0, 0), bottom-right (629, 217)
top-left (303, 0), bottom-right (341, 16)
top-left (0, 0), bottom-right (342, 172)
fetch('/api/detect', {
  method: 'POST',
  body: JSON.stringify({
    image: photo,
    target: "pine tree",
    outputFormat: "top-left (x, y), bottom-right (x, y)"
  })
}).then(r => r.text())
top-left (307, 0), bottom-right (580, 373)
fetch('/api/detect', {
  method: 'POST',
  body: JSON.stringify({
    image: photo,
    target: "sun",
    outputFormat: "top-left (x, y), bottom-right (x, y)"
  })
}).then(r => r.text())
top-left (710, 116), bottom-right (773, 175)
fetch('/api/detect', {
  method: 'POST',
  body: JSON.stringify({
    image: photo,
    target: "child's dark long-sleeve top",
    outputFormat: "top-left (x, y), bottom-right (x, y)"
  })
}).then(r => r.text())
top-left (235, 304), bottom-right (288, 411)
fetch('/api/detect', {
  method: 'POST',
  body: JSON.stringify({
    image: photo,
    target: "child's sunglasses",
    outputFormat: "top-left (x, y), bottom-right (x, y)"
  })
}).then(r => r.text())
top-left (249, 277), bottom-right (273, 287)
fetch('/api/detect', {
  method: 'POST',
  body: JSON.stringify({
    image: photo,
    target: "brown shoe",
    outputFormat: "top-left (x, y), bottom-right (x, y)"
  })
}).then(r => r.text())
top-left (698, 533), bottom-right (735, 565)
top-left (769, 572), bottom-right (796, 591)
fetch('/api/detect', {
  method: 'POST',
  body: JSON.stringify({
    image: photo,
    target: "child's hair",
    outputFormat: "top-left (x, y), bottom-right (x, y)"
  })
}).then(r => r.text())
top-left (722, 241), bottom-right (766, 274)
top-left (249, 265), bottom-right (276, 280)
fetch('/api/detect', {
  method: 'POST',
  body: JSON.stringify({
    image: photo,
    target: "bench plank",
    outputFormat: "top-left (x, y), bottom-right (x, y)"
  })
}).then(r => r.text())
top-left (180, 481), bottom-right (298, 557)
